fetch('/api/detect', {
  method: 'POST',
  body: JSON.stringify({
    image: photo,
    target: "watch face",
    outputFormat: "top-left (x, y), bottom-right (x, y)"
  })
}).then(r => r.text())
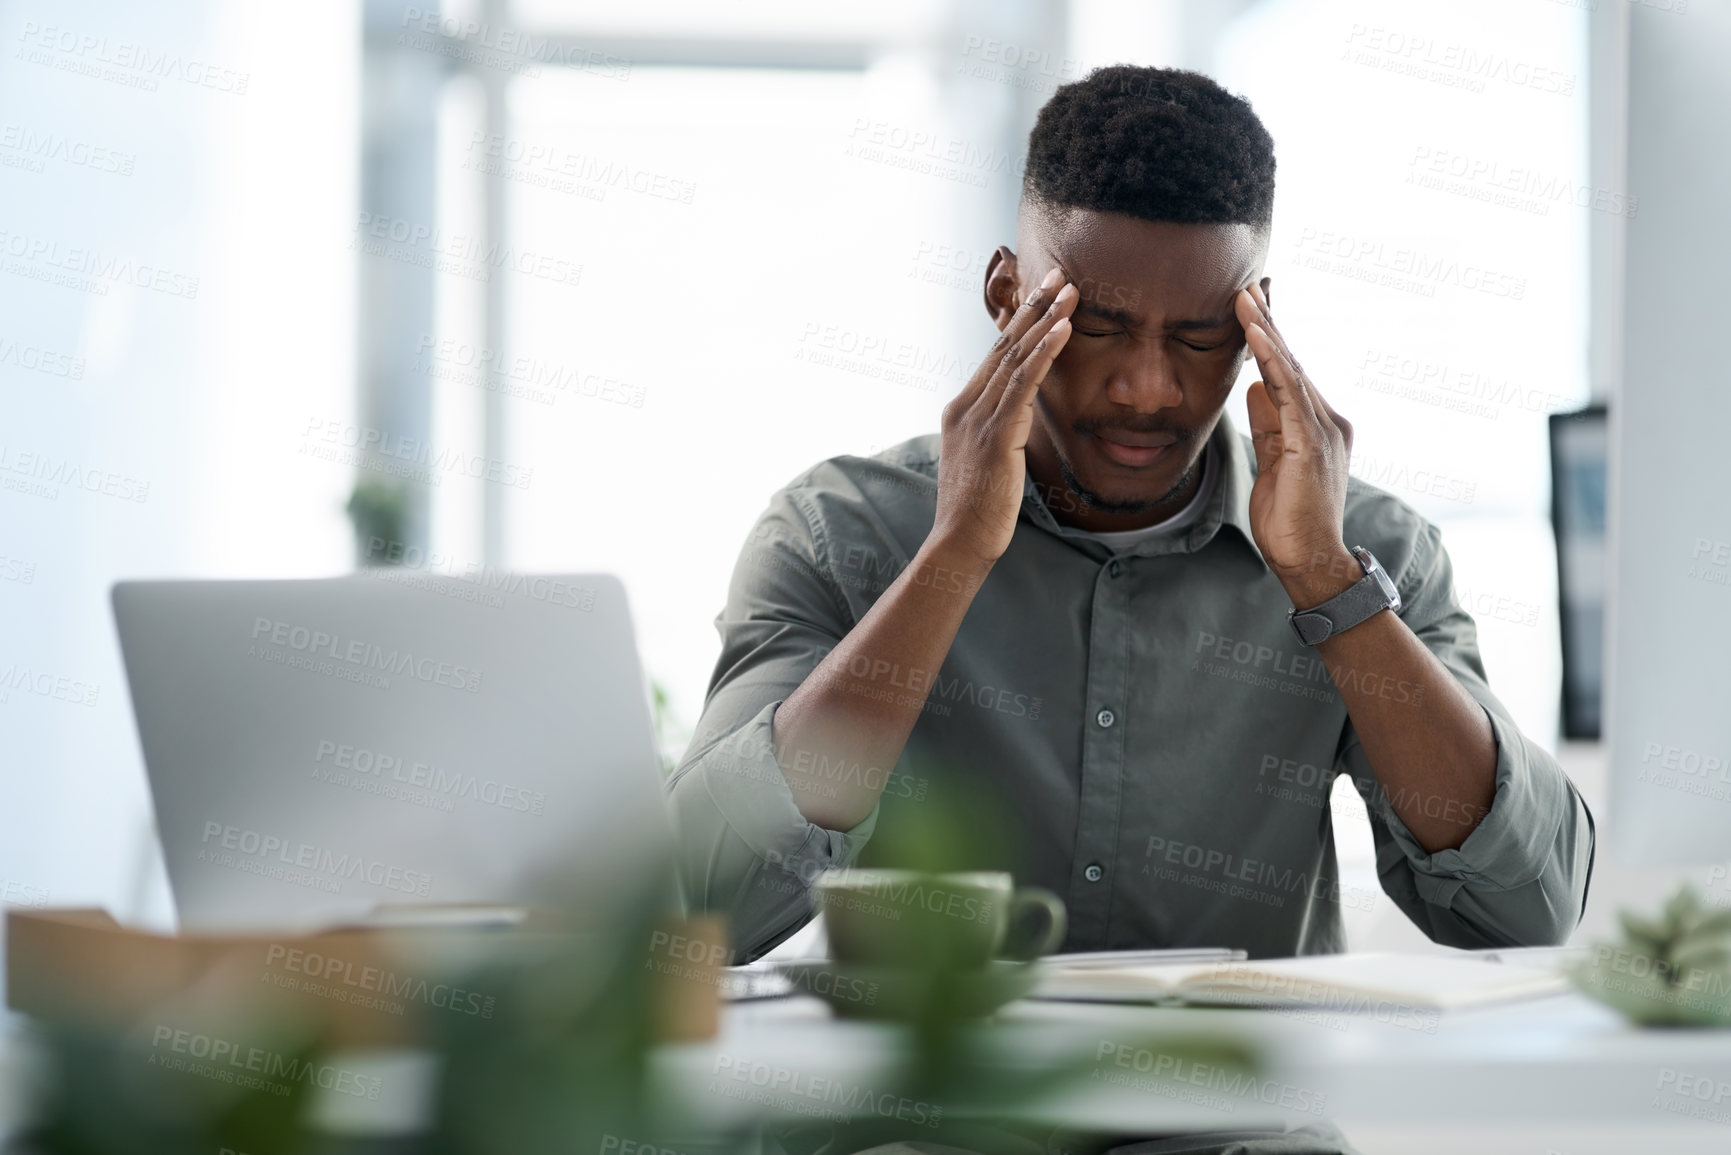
top-left (1353, 547), bottom-right (1401, 612)
top-left (1372, 564), bottom-right (1401, 610)
top-left (1288, 549), bottom-right (1399, 648)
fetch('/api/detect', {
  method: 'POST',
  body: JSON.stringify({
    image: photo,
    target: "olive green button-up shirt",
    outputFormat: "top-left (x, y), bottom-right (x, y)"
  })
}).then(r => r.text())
top-left (668, 412), bottom-right (1595, 961)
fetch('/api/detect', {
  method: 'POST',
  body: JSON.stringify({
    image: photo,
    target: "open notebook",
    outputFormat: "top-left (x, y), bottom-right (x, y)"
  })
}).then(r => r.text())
top-left (1034, 950), bottom-right (1570, 1011)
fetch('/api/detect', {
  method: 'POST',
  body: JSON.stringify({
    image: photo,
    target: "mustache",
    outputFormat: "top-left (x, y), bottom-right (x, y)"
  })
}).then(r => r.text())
top-left (1070, 417), bottom-right (1195, 442)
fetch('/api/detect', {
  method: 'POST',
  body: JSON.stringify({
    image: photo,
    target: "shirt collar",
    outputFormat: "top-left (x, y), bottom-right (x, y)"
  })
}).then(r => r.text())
top-left (1020, 409), bottom-right (1267, 569)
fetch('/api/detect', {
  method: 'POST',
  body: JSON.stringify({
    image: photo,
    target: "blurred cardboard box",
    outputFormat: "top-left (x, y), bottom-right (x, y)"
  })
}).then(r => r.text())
top-left (6, 907), bottom-right (724, 1046)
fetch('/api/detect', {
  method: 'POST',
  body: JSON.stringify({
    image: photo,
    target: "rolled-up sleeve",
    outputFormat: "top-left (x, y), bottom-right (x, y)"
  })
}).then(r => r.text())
top-left (666, 487), bottom-right (879, 961)
top-left (1337, 520), bottom-right (1596, 949)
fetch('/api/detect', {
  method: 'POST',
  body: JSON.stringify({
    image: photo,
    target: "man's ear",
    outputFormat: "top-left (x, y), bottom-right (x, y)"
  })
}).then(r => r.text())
top-left (984, 246), bottom-right (1021, 332)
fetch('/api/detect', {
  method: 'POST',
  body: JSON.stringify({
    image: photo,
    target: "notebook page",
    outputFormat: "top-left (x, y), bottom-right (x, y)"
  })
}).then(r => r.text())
top-left (1033, 959), bottom-right (1228, 1002)
top-left (1171, 952), bottom-right (1569, 1009)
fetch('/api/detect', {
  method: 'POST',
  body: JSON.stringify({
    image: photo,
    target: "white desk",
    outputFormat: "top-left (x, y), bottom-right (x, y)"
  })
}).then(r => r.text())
top-left (7, 993), bottom-right (1731, 1148)
top-left (656, 989), bottom-right (1731, 1136)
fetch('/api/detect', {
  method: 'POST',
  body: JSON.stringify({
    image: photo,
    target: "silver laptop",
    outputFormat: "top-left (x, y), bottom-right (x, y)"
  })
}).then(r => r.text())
top-left (112, 572), bottom-right (674, 933)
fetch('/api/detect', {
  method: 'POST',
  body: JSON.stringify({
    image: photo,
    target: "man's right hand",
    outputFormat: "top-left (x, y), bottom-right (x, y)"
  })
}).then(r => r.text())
top-left (770, 267), bottom-right (1075, 831)
top-left (933, 267), bottom-right (1077, 568)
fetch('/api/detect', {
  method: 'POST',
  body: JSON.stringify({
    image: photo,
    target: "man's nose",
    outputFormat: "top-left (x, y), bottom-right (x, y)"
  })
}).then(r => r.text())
top-left (1104, 343), bottom-right (1183, 411)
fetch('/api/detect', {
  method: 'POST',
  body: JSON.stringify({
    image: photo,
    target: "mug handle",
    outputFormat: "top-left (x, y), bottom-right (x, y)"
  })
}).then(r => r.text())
top-left (999, 887), bottom-right (1067, 961)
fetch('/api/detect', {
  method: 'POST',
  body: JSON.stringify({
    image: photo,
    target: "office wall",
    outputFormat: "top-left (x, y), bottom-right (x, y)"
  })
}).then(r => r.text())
top-left (1567, 0), bottom-right (1731, 943)
top-left (0, 0), bottom-right (1629, 963)
top-left (1603, 0), bottom-right (1731, 865)
top-left (0, 1), bottom-right (360, 950)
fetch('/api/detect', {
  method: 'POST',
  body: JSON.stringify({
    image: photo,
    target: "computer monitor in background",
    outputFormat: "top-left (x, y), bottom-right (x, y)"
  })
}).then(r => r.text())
top-left (1604, 1), bottom-right (1731, 864)
top-left (1550, 407), bottom-right (1607, 741)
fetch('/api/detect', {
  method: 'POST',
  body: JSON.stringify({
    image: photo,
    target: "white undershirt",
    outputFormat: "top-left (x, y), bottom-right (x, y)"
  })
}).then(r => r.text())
top-left (1056, 440), bottom-right (1219, 553)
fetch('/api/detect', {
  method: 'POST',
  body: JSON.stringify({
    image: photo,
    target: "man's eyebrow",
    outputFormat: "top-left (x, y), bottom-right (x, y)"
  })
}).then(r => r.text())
top-left (1046, 255), bottom-right (1240, 332)
top-left (1072, 301), bottom-right (1142, 327)
top-left (1047, 259), bottom-right (1143, 327)
top-left (1072, 300), bottom-right (1236, 332)
top-left (1168, 314), bottom-right (1237, 332)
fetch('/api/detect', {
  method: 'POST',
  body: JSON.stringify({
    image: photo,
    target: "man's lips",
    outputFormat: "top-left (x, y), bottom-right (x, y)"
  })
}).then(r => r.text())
top-left (1091, 431), bottom-right (1178, 468)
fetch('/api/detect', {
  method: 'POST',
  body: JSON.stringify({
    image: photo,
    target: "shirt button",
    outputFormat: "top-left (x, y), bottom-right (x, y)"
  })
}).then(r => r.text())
top-left (1084, 864), bottom-right (1104, 883)
top-left (1108, 559), bottom-right (1122, 578)
top-left (1096, 708), bottom-right (1116, 728)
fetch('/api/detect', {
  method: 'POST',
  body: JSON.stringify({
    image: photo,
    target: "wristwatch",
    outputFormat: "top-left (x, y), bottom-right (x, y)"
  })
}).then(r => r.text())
top-left (1287, 546), bottom-right (1401, 646)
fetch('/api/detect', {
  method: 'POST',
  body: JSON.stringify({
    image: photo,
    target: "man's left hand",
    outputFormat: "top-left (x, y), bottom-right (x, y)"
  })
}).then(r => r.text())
top-left (1234, 283), bottom-right (1358, 608)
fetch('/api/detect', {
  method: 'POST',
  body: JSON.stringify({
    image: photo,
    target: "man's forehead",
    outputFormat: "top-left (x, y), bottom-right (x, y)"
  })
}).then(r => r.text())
top-left (1024, 206), bottom-right (1265, 319)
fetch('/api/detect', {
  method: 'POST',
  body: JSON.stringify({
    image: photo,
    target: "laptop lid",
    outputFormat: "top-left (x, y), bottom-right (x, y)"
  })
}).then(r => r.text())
top-left (112, 572), bottom-right (673, 933)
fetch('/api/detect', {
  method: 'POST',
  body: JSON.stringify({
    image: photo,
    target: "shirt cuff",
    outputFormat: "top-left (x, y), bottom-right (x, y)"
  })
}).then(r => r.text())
top-left (1374, 705), bottom-right (1571, 897)
top-left (691, 699), bottom-right (879, 876)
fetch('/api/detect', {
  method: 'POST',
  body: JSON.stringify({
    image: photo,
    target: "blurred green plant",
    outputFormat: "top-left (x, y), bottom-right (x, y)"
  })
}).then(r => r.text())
top-left (18, 1014), bottom-right (324, 1154)
top-left (15, 874), bottom-right (695, 1155)
top-left (1570, 882), bottom-right (1731, 1026)
top-left (760, 783), bottom-right (1264, 1154)
top-left (648, 677), bottom-right (690, 777)
top-left (345, 476), bottom-right (408, 568)
top-left (421, 879), bottom-right (674, 1154)
top-left (15, 789), bottom-right (1259, 1155)
top-left (763, 977), bottom-right (1259, 1155)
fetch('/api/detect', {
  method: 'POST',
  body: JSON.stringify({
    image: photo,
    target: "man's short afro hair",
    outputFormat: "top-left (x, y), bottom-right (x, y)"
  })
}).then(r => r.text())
top-left (1023, 65), bottom-right (1275, 229)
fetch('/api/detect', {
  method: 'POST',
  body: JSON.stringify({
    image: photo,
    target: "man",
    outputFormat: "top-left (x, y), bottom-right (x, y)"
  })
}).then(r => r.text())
top-left (668, 64), bottom-right (1593, 1151)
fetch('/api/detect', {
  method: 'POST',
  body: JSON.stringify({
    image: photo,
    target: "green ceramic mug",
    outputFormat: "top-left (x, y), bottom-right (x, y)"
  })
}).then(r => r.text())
top-left (815, 868), bottom-right (1067, 970)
